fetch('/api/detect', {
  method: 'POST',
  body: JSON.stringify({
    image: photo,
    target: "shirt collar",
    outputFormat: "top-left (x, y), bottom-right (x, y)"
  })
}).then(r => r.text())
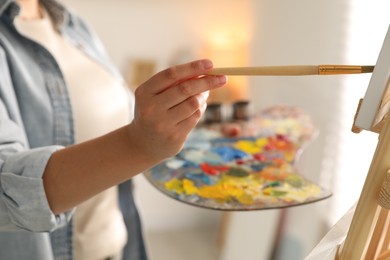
top-left (0, 0), bottom-right (20, 20)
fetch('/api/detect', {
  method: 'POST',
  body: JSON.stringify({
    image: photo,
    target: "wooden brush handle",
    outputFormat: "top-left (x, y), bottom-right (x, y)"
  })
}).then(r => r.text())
top-left (208, 65), bottom-right (375, 76)
top-left (208, 66), bottom-right (318, 76)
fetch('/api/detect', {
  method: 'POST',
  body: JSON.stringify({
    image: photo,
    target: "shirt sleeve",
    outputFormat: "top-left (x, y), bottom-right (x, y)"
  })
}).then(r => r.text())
top-left (0, 48), bottom-right (73, 232)
top-left (0, 146), bottom-right (74, 232)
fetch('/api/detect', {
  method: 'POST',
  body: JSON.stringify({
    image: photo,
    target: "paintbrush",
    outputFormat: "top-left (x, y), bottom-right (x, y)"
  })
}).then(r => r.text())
top-left (208, 65), bottom-right (375, 76)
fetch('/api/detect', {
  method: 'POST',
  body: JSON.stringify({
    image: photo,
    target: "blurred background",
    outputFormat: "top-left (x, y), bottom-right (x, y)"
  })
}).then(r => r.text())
top-left (62, 0), bottom-right (390, 259)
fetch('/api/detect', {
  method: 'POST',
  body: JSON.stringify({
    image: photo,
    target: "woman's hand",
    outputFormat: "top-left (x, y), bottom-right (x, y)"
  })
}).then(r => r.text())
top-left (128, 59), bottom-right (227, 163)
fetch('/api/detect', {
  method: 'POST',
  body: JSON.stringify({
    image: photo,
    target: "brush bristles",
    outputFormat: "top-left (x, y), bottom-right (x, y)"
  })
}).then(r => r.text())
top-left (361, 66), bottom-right (375, 73)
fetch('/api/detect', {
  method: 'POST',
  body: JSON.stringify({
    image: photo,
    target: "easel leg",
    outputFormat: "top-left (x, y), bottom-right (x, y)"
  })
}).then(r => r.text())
top-left (339, 117), bottom-right (390, 259)
top-left (377, 210), bottom-right (390, 260)
top-left (365, 207), bottom-right (388, 259)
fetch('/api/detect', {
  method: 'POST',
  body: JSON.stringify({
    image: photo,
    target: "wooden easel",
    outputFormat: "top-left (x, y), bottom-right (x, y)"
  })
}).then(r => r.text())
top-left (336, 101), bottom-right (390, 259)
top-left (335, 24), bottom-right (390, 260)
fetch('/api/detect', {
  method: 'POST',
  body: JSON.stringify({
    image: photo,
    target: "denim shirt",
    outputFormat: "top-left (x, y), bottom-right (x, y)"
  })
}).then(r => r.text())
top-left (0, 0), bottom-right (137, 259)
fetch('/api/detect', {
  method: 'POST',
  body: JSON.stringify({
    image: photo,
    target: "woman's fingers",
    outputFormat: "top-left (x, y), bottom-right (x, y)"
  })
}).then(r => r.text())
top-left (166, 91), bottom-right (210, 123)
top-left (156, 75), bottom-right (227, 110)
top-left (144, 59), bottom-right (215, 95)
top-left (175, 93), bottom-right (209, 133)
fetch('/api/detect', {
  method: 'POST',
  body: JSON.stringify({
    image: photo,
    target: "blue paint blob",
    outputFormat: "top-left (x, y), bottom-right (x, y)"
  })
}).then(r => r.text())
top-left (210, 146), bottom-right (248, 162)
top-left (185, 172), bottom-right (212, 185)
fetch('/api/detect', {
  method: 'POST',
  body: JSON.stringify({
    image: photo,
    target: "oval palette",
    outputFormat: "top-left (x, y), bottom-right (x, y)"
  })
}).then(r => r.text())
top-left (144, 105), bottom-right (332, 210)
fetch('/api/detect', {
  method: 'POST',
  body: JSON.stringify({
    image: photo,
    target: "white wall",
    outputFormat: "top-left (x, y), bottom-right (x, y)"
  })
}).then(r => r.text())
top-left (248, 1), bottom-right (352, 258)
top-left (63, 0), bottom-right (254, 73)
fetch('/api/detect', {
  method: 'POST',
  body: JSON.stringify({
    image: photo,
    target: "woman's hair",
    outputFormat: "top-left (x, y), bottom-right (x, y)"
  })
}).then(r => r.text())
top-left (39, 0), bottom-right (66, 29)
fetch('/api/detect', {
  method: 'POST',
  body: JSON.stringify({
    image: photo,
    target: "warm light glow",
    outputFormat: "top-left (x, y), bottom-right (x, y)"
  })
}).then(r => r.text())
top-left (203, 32), bottom-right (250, 103)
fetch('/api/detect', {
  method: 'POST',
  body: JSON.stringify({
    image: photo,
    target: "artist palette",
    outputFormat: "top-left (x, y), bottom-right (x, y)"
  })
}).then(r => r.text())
top-left (144, 105), bottom-right (332, 210)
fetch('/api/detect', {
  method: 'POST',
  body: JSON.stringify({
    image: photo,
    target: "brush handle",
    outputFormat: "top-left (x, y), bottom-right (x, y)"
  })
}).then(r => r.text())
top-left (208, 65), bottom-right (375, 76)
top-left (209, 66), bottom-right (318, 76)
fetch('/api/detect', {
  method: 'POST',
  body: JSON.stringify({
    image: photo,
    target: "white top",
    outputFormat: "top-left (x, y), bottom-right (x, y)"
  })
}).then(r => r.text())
top-left (15, 10), bottom-right (130, 260)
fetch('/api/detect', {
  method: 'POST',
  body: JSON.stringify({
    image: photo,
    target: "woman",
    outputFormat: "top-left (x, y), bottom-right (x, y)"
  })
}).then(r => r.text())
top-left (0, 0), bottom-right (227, 259)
